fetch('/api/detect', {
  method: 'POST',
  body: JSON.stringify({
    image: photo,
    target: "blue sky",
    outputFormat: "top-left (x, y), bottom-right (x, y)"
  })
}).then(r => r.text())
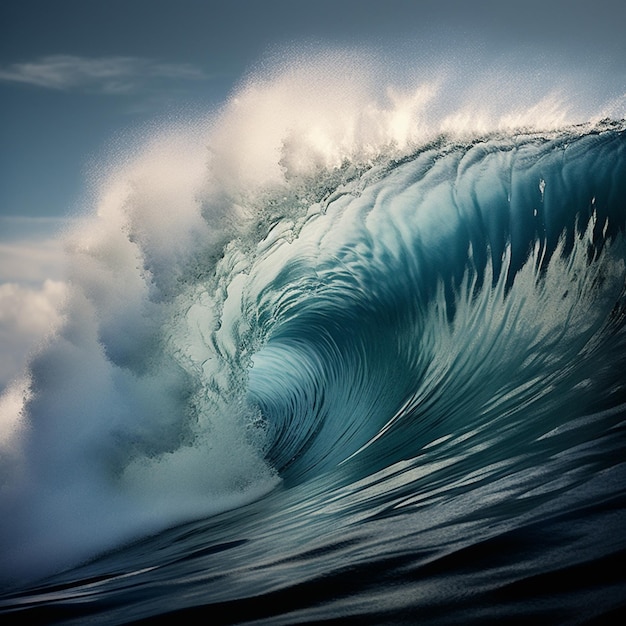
top-left (1, 0), bottom-right (625, 223)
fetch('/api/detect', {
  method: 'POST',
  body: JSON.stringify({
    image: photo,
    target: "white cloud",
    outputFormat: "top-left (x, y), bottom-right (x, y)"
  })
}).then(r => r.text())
top-left (0, 220), bottom-right (70, 391)
top-left (0, 280), bottom-right (67, 392)
top-left (0, 55), bottom-right (207, 94)
top-left (0, 237), bottom-right (66, 284)
top-left (0, 216), bottom-right (82, 285)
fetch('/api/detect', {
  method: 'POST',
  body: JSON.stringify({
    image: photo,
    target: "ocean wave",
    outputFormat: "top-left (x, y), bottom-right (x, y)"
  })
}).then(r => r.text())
top-left (1, 55), bottom-right (625, 623)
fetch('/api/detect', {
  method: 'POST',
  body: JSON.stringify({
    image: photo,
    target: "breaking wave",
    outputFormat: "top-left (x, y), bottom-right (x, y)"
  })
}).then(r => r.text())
top-left (1, 50), bottom-right (625, 624)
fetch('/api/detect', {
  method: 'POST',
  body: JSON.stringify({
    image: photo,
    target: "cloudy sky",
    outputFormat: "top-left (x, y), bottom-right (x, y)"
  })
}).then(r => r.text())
top-left (0, 0), bottom-right (625, 389)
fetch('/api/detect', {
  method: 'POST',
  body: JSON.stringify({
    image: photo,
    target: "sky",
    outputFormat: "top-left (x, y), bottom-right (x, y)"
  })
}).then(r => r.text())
top-left (1, 0), bottom-right (625, 224)
top-left (0, 0), bottom-right (625, 388)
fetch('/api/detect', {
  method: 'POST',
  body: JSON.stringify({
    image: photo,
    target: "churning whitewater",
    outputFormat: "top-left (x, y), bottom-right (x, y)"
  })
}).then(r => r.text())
top-left (1, 53), bottom-right (626, 624)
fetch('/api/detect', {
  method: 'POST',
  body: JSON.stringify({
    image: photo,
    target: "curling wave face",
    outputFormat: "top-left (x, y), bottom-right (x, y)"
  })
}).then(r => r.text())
top-left (1, 55), bottom-right (626, 605)
top-left (249, 125), bottom-right (626, 486)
